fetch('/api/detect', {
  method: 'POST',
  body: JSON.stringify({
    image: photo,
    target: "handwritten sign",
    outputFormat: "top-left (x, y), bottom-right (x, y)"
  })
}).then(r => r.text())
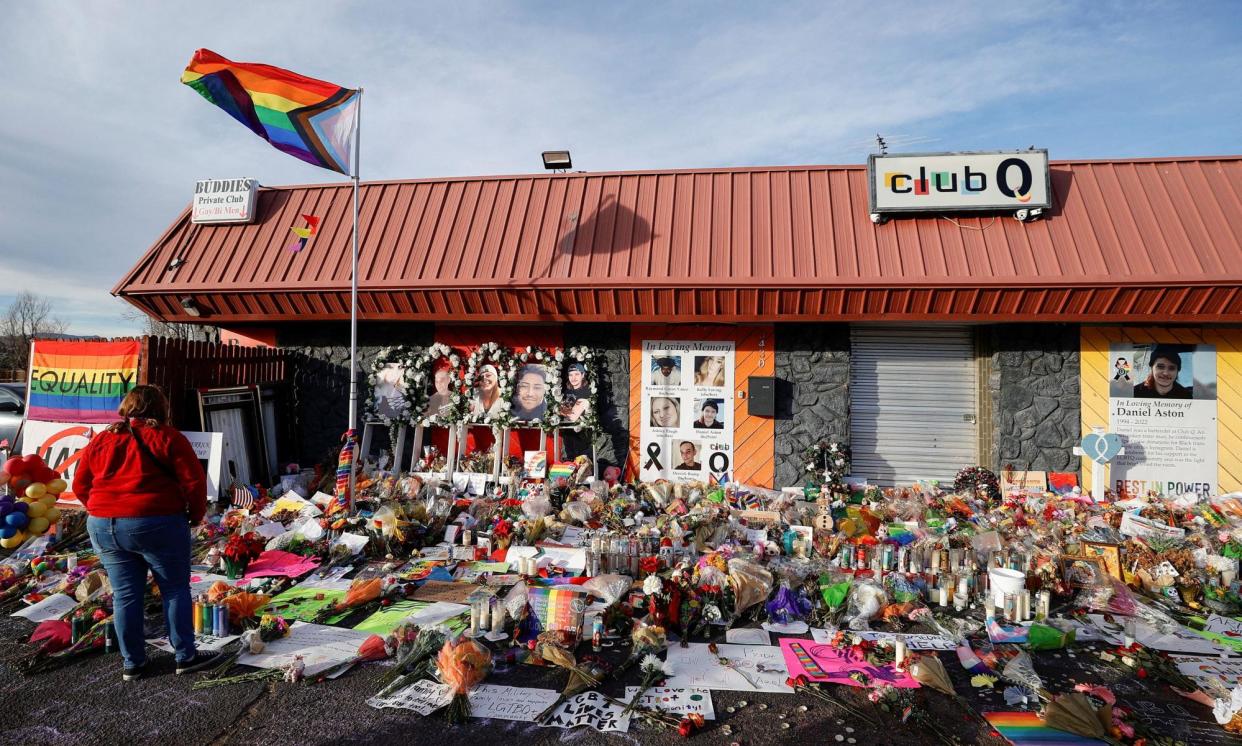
top-left (623, 687), bottom-right (715, 720)
top-left (150, 632), bottom-right (238, 654)
top-left (541, 691), bottom-right (631, 732)
top-left (412, 580), bottom-right (477, 604)
top-left (467, 684), bottom-right (559, 722)
top-left (1170, 653), bottom-right (1242, 691)
top-left (368, 679), bottom-right (453, 715)
top-left (12, 593), bottom-right (78, 622)
top-left (810, 628), bottom-right (958, 651)
top-left (664, 642), bottom-right (794, 693)
top-left (236, 622), bottom-right (371, 677)
top-left (780, 637), bottom-right (919, 689)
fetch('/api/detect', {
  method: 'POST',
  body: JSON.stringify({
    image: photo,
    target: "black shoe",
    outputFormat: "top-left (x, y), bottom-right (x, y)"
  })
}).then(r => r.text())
top-left (175, 652), bottom-right (221, 675)
top-left (123, 663), bottom-right (147, 682)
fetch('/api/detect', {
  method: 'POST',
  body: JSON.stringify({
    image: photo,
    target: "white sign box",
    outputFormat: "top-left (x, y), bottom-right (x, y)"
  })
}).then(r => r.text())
top-left (191, 178), bottom-right (258, 224)
top-left (868, 150), bottom-right (1050, 213)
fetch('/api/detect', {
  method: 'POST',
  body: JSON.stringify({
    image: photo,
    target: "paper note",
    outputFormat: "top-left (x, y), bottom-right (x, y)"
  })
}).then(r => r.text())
top-left (848, 631), bottom-right (959, 651)
top-left (778, 637), bottom-right (919, 689)
top-left (528, 586), bottom-right (589, 635)
top-left (236, 622), bottom-right (371, 677)
top-left (1088, 614), bottom-right (1223, 655)
top-left (353, 600), bottom-right (469, 635)
top-left (1170, 653), bottom-right (1242, 691)
top-left (541, 691), bottom-right (631, 732)
top-left (467, 684), bottom-right (559, 722)
top-left (725, 627), bottom-right (772, 645)
top-left (663, 642), bottom-right (794, 693)
top-left (1119, 512), bottom-right (1186, 541)
top-left (188, 573), bottom-right (232, 596)
top-left (12, 593), bottom-right (78, 622)
top-left (368, 678), bottom-right (453, 714)
top-left (623, 687), bottom-right (715, 720)
top-left (149, 632), bottom-right (238, 654)
top-left (1205, 615), bottom-right (1242, 638)
top-left (535, 545), bottom-right (587, 575)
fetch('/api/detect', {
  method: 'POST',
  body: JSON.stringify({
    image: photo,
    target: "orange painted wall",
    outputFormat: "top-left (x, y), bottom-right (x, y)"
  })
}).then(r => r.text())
top-left (220, 327), bottom-right (277, 348)
top-left (628, 324), bottom-right (776, 487)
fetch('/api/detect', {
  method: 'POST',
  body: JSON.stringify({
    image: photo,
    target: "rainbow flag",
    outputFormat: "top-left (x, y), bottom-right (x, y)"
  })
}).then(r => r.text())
top-left (27, 340), bottom-right (140, 423)
top-left (984, 712), bottom-right (1107, 745)
top-left (181, 49), bottom-right (358, 174)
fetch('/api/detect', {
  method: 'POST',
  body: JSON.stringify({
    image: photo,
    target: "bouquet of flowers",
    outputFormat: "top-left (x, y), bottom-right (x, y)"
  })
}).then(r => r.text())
top-left (311, 577), bottom-right (383, 623)
top-left (374, 625), bottom-right (447, 698)
top-left (436, 637), bottom-right (492, 724)
top-left (194, 614), bottom-right (291, 688)
top-left (612, 622), bottom-right (667, 680)
top-left (621, 653), bottom-right (671, 719)
top-left (221, 532), bottom-right (265, 577)
top-left (315, 634), bottom-right (393, 682)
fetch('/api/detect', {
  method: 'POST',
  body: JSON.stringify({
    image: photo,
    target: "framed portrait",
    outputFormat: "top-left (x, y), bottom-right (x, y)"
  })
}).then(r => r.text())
top-left (511, 362), bottom-right (549, 424)
top-left (651, 353), bottom-right (682, 387)
top-left (649, 396), bottom-right (681, 428)
top-left (1059, 554), bottom-right (1108, 589)
top-left (1081, 541), bottom-right (1123, 581)
top-left (692, 354), bottom-right (726, 388)
top-left (558, 357), bottom-right (593, 425)
top-left (371, 362), bottom-right (409, 421)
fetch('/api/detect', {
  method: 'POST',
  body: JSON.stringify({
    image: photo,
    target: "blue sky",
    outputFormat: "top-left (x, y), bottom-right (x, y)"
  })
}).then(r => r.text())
top-left (1, 1), bottom-right (1239, 336)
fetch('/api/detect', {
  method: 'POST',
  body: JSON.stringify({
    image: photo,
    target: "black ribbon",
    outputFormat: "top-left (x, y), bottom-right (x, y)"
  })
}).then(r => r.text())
top-left (644, 442), bottom-right (663, 471)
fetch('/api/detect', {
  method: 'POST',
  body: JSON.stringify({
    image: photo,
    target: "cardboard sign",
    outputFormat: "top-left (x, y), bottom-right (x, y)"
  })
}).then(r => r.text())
top-left (468, 684), bottom-right (559, 722)
top-left (411, 580), bottom-right (477, 604)
top-left (1001, 470), bottom-right (1047, 493)
top-left (623, 687), bottom-right (715, 720)
top-left (368, 679), bottom-right (453, 714)
top-left (541, 691), bottom-right (631, 732)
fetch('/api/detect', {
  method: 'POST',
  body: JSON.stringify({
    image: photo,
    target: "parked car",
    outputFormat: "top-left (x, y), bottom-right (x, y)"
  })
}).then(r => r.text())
top-left (0, 382), bottom-right (26, 454)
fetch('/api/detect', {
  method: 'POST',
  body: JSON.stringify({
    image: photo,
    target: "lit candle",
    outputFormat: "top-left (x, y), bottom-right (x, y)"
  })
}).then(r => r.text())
top-left (894, 638), bottom-right (907, 666)
top-left (1037, 590), bottom-right (1051, 620)
top-left (937, 585), bottom-right (949, 607)
top-left (469, 605), bottom-right (481, 636)
top-left (491, 604), bottom-right (506, 635)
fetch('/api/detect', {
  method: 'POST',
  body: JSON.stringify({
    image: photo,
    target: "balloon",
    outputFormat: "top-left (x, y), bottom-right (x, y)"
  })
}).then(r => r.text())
top-left (26, 501), bottom-right (47, 519)
top-left (36, 468), bottom-right (57, 484)
top-left (0, 471), bottom-right (8, 487)
top-left (5, 513), bottom-right (28, 529)
top-left (3, 457), bottom-right (24, 476)
top-left (27, 517), bottom-right (49, 535)
top-left (46, 479), bottom-right (67, 495)
top-left (0, 532), bottom-right (25, 549)
top-left (0, 525), bottom-right (14, 539)
top-left (0, 505), bottom-right (11, 520)
top-left (45, 507), bottom-right (61, 524)
top-left (25, 483), bottom-right (46, 500)
top-left (40, 496), bottom-right (56, 508)
top-left (21, 454), bottom-right (42, 470)
top-left (11, 477), bottom-right (31, 492)
top-left (11, 501), bottom-right (28, 514)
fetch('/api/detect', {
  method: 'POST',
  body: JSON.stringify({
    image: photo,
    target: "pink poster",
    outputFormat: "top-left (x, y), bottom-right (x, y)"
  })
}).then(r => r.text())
top-left (778, 637), bottom-right (919, 689)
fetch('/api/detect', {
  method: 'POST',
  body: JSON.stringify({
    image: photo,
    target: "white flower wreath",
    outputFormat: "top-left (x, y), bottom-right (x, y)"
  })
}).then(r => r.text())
top-left (401, 342), bottom-right (465, 427)
top-left (365, 345), bottom-right (419, 427)
top-left (460, 342), bottom-right (517, 427)
top-left (512, 345), bottom-right (564, 431)
top-left (559, 345), bottom-right (600, 434)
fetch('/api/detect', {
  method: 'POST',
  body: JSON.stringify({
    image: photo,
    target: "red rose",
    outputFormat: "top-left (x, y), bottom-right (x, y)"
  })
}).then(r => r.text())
top-left (678, 719), bottom-right (693, 737)
top-left (1137, 668), bottom-right (1147, 679)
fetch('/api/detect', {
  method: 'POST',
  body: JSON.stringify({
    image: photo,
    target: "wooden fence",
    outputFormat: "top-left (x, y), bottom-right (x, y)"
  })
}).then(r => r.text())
top-left (139, 337), bottom-right (287, 428)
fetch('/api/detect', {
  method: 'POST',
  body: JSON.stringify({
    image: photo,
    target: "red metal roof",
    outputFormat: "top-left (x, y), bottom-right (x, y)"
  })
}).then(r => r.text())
top-left (115, 156), bottom-right (1242, 323)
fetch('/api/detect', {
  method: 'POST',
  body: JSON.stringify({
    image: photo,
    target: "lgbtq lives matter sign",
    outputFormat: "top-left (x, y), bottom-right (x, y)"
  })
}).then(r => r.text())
top-left (26, 340), bottom-right (140, 423)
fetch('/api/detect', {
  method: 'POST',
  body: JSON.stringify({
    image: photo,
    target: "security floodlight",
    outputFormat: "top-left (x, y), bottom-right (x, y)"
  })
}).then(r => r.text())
top-left (180, 296), bottom-right (202, 317)
top-left (542, 150), bottom-right (572, 170)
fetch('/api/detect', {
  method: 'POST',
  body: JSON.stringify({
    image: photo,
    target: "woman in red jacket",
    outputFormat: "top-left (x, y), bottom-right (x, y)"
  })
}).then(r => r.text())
top-left (73, 385), bottom-right (216, 680)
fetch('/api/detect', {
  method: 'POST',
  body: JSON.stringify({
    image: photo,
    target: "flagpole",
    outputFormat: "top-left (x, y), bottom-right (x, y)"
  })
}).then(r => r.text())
top-left (347, 88), bottom-right (363, 513)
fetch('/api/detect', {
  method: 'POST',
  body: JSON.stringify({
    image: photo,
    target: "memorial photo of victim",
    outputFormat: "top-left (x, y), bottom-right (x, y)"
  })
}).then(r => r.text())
top-left (471, 363), bottom-right (503, 419)
top-left (651, 354), bottom-right (681, 386)
top-left (512, 364), bottom-right (549, 421)
top-left (426, 360), bottom-right (455, 418)
top-left (372, 362), bottom-right (408, 420)
top-left (693, 355), bottom-right (726, 387)
top-left (649, 396), bottom-right (680, 428)
top-left (559, 361), bottom-right (591, 423)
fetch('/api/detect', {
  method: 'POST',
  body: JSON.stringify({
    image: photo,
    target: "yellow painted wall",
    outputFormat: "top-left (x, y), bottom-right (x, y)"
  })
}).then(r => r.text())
top-left (1080, 326), bottom-right (1242, 495)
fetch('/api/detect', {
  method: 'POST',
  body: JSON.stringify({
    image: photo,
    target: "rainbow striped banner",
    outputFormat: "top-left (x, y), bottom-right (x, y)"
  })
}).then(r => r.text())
top-left (27, 340), bottom-right (140, 423)
top-left (984, 712), bottom-right (1107, 745)
top-left (181, 49), bottom-right (358, 174)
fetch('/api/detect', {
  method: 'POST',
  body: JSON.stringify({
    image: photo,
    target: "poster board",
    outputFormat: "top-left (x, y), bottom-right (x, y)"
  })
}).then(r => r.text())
top-left (639, 339), bottom-right (735, 484)
top-left (1108, 342), bottom-right (1217, 498)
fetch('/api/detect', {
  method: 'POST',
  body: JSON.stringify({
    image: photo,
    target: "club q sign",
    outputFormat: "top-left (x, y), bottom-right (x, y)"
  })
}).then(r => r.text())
top-left (868, 150), bottom-right (1050, 214)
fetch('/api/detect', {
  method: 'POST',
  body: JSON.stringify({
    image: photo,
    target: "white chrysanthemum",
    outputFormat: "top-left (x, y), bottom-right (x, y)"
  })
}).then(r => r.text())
top-left (643, 574), bottom-right (663, 595)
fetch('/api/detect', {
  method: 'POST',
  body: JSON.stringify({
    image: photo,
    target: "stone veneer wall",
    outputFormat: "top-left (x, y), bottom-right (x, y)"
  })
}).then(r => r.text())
top-left (988, 323), bottom-right (1081, 474)
top-left (563, 323), bottom-right (631, 473)
top-left (277, 322), bottom-right (434, 465)
top-left (774, 323), bottom-right (851, 488)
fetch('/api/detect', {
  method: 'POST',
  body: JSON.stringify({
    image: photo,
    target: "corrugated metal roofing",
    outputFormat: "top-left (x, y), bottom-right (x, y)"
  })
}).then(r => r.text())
top-left (115, 156), bottom-right (1242, 323)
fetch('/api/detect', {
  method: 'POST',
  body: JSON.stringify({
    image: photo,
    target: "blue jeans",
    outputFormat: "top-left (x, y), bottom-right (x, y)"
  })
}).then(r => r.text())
top-left (87, 515), bottom-right (197, 668)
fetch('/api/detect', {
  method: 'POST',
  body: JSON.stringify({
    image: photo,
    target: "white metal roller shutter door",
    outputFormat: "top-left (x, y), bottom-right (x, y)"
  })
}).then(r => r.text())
top-left (849, 327), bottom-right (977, 485)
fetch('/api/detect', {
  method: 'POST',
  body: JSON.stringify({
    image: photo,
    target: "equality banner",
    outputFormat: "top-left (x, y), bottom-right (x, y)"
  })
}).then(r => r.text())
top-left (1108, 342), bottom-right (1217, 498)
top-left (26, 340), bottom-right (140, 423)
